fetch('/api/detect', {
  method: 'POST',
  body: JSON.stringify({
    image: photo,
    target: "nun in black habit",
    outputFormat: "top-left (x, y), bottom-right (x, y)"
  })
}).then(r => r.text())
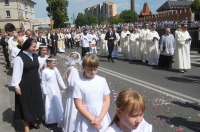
top-left (11, 38), bottom-right (44, 132)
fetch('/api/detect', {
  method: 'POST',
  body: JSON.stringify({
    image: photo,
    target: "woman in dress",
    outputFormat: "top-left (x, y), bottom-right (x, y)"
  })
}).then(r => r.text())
top-left (73, 54), bottom-right (111, 132)
top-left (41, 58), bottom-right (66, 125)
top-left (11, 38), bottom-right (44, 132)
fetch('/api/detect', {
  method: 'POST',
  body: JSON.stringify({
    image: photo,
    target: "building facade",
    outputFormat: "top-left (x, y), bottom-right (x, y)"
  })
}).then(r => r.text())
top-left (137, 0), bottom-right (194, 23)
top-left (0, 0), bottom-right (36, 32)
top-left (85, 2), bottom-right (117, 23)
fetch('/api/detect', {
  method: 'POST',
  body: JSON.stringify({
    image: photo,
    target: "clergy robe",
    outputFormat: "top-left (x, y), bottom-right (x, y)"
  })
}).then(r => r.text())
top-left (174, 30), bottom-right (191, 70)
top-left (147, 30), bottom-right (160, 66)
top-left (139, 28), bottom-right (150, 62)
top-left (57, 33), bottom-right (65, 53)
top-left (99, 33), bottom-right (108, 56)
top-left (120, 30), bottom-right (131, 59)
top-left (129, 32), bottom-right (140, 60)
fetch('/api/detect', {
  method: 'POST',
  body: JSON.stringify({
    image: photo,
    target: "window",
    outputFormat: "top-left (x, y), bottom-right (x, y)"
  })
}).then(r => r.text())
top-left (6, 11), bottom-right (11, 18)
top-left (5, 0), bottom-right (9, 5)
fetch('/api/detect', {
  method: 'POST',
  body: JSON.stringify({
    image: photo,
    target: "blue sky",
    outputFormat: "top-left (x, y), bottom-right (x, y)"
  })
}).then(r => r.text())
top-left (34, 0), bottom-right (166, 23)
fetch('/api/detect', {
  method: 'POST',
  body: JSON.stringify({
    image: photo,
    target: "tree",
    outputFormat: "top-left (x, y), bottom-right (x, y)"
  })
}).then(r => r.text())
top-left (75, 13), bottom-right (98, 27)
top-left (191, 0), bottom-right (200, 21)
top-left (46, 0), bottom-right (69, 28)
top-left (110, 18), bottom-right (124, 24)
top-left (120, 10), bottom-right (137, 23)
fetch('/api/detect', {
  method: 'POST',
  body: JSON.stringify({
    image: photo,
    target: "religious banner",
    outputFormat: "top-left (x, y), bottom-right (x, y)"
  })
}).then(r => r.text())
top-left (30, 18), bottom-right (51, 26)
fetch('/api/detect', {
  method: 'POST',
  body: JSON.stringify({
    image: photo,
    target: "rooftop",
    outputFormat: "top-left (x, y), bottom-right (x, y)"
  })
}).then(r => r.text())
top-left (156, 1), bottom-right (193, 12)
top-left (140, 2), bottom-right (151, 16)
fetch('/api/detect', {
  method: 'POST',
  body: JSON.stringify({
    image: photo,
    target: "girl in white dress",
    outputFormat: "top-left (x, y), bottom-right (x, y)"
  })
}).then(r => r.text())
top-left (73, 54), bottom-right (111, 132)
top-left (104, 89), bottom-right (152, 132)
top-left (61, 52), bottom-right (81, 132)
top-left (41, 58), bottom-right (66, 125)
top-left (38, 45), bottom-right (49, 78)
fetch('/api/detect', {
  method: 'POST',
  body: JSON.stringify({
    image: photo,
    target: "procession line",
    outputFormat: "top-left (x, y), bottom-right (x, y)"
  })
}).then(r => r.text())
top-left (99, 67), bottom-right (200, 104)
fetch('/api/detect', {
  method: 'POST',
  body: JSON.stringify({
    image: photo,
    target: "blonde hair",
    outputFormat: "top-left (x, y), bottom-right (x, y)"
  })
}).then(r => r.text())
top-left (111, 89), bottom-right (145, 125)
top-left (82, 54), bottom-right (99, 68)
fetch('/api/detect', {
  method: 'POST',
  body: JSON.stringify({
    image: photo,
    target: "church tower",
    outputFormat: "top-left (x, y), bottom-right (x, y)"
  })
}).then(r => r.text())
top-left (131, 0), bottom-right (135, 12)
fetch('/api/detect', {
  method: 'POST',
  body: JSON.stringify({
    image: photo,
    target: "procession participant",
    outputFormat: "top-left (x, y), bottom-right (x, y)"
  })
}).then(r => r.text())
top-left (38, 45), bottom-right (49, 77)
top-left (11, 37), bottom-right (24, 67)
top-left (89, 30), bottom-right (98, 55)
top-left (158, 28), bottom-right (175, 69)
top-left (41, 57), bottom-right (66, 125)
top-left (80, 28), bottom-right (91, 58)
top-left (65, 30), bottom-right (73, 49)
top-left (129, 28), bottom-right (140, 61)
top-left (174, 24), bottom-right (192, 73)
top-left (11, 38), bottom-right (44, 132)
top-left (62, 52), bottom-right (81, 132)
top-left (104, 89), bottom-right (152, 132)
top-left (112, 28), bottom-right (120, 59)
top-left (139, 23), bottom-right (150, 63)
top-left (99, 29), bottom-right (108, 56)
top-left (37, 31), bottom-right (46, 45)
top-left (49, 29), bottom-right (58, 56)
top-left (147, 24), bottom-right (160, 66)
top-left (8, 31), bottom-right (18, 51)
top-left (120, 25), bottom-right (131, 60)
top-left (0, 33), bottom-right (11, 68)
top-left (175, 24), bottom-right (181, 39)
top-left (105, 26), bottom-right (116, 63)
top-left (57, 30), bottom-right (65, 53)
top-left (18, 31), bottom-right (24, 37)
top-left (73, 54), bottom-right (111, 132)
top-left (23, 29), bottom-right (32, 41)
top-left (74, 30), bottom-right (81, 50)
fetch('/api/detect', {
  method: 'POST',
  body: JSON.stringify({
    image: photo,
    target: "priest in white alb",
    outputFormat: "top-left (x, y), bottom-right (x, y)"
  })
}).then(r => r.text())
top-left (147, 24), bottom-right (160, 66)
top-left (174, 24), bottom-right (191, 73)
top-left (139, 23), bottom-right (150, 63)
top-left (129, 28), bottom-right (140, 61)
top-left (120, 26), bottom-right (131, 60)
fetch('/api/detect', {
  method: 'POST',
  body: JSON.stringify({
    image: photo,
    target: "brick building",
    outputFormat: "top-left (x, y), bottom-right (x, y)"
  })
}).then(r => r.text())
top-left (137, 0), bottom-right (194, 23)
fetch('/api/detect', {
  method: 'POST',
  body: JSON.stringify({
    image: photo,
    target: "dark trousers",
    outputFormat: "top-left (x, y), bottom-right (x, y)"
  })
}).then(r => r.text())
top-left (3, 48), bottom-right (10, 67)
top-left (82, 47), bottom-right (90, 58)
top-left (51, 41), bottom-right (57, 56)
top-left (107, 42), bottom-right (114, 61)
top-left (158, 54), bottom-right (173, 68)
top-left (67, 39), bottom-right (73, 48)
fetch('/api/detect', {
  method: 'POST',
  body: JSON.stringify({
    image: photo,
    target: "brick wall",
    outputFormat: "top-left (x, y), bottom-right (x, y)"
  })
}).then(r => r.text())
top-left (137, 7), bottom-right (193, 22)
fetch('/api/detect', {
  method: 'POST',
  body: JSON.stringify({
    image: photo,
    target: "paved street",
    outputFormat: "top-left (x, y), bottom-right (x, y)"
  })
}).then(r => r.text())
top-left (0, 49), bottom-right (200, 132)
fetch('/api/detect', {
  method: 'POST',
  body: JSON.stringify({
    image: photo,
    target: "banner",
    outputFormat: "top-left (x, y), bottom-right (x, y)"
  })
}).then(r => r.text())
top-left (30, 18), bottom-right (51, 26)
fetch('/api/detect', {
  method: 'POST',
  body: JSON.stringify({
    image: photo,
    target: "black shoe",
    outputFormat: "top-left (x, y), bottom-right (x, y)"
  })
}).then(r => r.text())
top-left (111, 59), bottom-right (114, 63)
top-left (29, 123), bottom-right (40, 129)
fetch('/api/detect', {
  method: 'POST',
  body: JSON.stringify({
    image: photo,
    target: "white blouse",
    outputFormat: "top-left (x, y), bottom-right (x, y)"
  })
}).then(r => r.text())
top-left (11, 50), bottom-right (34, 88)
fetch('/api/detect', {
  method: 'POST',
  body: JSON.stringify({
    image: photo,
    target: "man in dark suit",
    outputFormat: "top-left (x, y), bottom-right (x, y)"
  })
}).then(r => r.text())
top-left (37, 32), bottom-right (46, 45)
top-left (105, 26), bottom-right (116, 63)
top-left (50, 29), bottom-right (58, 56)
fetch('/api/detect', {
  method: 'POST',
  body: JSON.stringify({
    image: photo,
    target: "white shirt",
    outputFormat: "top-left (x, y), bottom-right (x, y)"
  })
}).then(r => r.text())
top-left (65, 33), bottom-right (72, 39)
top-left (11, 46), bottom-right (21, 67)
top-left (80, 33), bottom-right (91, 47)
top-left (11, 50), bottom-right (34, 88)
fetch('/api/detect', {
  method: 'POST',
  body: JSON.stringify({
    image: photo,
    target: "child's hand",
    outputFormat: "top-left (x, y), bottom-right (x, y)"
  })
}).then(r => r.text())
top-left (92, 117), bottom-right (102, 130)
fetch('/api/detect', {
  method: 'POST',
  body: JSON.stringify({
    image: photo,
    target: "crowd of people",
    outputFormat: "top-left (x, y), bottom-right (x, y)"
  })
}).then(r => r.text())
top-left (0, 21), bottom-right (193, 132)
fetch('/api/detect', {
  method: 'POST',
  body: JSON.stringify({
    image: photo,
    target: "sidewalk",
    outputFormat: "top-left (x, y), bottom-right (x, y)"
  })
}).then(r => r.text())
top-left (0, 53), bottom-right (15, 132)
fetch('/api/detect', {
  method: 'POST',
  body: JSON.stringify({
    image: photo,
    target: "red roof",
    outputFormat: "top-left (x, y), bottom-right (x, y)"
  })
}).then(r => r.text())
top-left (141, 3), bottom-right (151, 15)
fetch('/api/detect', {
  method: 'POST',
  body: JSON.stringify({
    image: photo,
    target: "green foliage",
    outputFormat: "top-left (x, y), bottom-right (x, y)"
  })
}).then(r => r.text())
top-left (120, 10), bottom-right (137, 23)
top-left (75, 13), bottom-right (98, 27)
top-left (110, 18), bottom-right (124, 24)
top-left (100, 21), bottom-right (110, 25)
top-left (46, 0), bottom-right (69, 28)
top-left (191, 0), bottom-right (200, 20)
